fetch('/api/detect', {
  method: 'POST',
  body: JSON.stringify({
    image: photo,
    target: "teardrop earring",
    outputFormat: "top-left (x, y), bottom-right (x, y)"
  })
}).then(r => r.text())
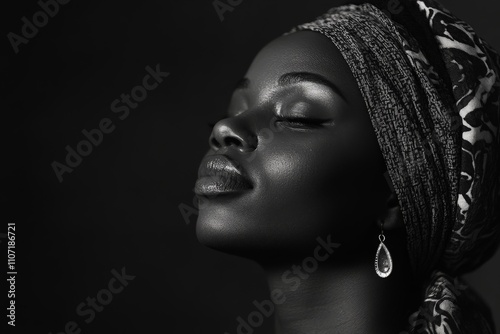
top-left (374, 221), bottom-right (393, 278)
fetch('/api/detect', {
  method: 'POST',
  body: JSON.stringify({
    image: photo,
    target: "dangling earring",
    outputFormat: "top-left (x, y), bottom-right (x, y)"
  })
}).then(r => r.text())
top-left (374, 221), bottom-right (393, 278)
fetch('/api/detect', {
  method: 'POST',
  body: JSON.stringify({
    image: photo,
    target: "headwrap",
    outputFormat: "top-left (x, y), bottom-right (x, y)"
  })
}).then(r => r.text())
top-left (290, 0), bottom-right (500, 333)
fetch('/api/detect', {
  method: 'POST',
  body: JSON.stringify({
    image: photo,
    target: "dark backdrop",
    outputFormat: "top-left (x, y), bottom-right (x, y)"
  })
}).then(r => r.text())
top-left (2, 0), bottom-right (499, 333)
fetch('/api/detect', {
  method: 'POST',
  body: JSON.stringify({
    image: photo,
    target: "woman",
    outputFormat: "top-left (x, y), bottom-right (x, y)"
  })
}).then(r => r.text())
top-left (194, 0), bottom-right (500, 332)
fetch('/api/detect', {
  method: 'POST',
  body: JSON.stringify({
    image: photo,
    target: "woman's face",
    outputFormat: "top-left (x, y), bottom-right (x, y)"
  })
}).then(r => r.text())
top-left (195, 31), bottom-right (389, 258)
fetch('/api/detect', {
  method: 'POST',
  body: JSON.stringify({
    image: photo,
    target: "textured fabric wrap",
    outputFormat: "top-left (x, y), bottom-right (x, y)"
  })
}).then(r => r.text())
top-left (289, 0), bottom-right (500, 332)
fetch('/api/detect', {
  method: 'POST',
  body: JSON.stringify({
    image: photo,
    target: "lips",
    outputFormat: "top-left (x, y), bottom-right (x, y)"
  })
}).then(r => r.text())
top-left (194, 155), bottom-right (253, 196)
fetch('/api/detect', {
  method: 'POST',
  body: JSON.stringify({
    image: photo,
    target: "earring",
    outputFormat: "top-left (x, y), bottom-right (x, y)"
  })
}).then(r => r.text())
top-left (374, 221), bottom-right (393, 278)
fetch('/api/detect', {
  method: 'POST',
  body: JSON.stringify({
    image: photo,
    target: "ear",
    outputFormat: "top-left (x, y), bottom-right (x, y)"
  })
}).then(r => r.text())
top-left (377, 172), bottom-right (404, 231)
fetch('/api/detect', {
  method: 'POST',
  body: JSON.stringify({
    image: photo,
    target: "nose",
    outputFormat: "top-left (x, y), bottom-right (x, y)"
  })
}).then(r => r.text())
top-left (209, 116), bottom-right (257, 152)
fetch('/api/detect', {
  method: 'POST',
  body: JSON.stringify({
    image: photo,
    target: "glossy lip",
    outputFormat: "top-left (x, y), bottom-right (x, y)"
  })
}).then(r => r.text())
top-left (194, 155), bottom-right (253, 196)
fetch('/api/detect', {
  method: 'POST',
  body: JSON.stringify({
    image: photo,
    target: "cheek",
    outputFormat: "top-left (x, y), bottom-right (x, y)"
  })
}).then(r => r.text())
top-left (252, 134), bottom-right (378, 246)
top-left (260, 133), bottom-right (358, 202)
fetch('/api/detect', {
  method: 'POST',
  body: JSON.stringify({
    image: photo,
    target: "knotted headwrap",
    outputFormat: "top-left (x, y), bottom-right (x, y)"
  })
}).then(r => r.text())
top-left (290, 0), bottom-right (500, 332)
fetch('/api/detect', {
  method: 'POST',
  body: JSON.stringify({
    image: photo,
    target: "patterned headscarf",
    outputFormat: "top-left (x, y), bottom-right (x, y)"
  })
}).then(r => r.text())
top-left (290, 0), bottom-right (500, 333)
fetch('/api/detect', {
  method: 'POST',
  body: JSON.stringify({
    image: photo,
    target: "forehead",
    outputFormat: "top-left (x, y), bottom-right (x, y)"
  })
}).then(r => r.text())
top-left (244, 30), bottom-right (356, 97)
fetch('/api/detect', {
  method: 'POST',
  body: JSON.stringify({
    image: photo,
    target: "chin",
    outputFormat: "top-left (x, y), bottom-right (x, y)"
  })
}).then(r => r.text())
top-left (195, 210), bottom-right (338, 261)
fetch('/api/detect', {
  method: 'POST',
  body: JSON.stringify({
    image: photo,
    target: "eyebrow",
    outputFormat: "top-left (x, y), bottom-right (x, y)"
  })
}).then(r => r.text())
top-left (234, 72), bottom-right (346, 100)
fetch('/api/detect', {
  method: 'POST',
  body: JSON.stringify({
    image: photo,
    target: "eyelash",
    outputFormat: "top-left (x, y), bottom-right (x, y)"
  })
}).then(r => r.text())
top-left (207, 116), bottom-right (327, 131)
top-left (274, 116), bottom-right (325, 127)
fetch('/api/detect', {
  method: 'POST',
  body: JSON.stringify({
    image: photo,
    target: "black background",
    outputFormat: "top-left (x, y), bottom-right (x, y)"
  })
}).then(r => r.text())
top-left (2, 0), bottom-right (499, 333)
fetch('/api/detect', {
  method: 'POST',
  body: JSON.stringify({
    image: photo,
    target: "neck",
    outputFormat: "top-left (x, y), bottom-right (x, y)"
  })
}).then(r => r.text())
top-left (258, 235), bottom-right (420, 334)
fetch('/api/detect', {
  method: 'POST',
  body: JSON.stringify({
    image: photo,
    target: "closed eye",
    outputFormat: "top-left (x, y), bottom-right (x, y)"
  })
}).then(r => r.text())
top-left (275, 116), bottom-right (331, 128)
